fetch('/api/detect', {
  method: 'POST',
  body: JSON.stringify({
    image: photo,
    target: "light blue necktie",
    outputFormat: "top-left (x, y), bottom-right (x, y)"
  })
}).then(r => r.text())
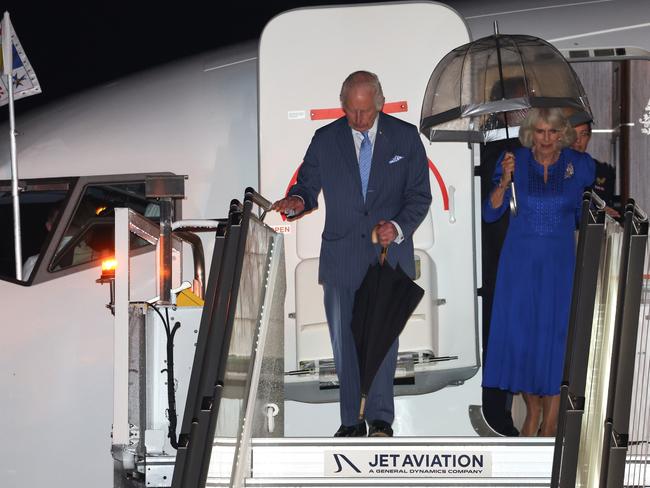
top-left (359, 131), bottom-right (372, 200)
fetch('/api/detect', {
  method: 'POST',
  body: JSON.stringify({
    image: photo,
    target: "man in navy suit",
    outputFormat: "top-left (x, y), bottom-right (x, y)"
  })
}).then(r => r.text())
top-left (272, 71), bottom-right (431, 437)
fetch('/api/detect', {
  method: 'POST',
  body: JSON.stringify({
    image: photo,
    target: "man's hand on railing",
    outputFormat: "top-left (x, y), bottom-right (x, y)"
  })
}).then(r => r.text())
top-left (271, 196), bottom-right (305, 220)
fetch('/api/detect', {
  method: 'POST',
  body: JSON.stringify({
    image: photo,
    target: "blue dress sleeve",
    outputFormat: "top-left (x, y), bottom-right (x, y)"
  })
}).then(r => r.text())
top-left (483, 150), bottom-right (511, 223)
top-left (573, 151), bottom-right (596, 225)
top-left (577, 151), bottom-right (596, 190)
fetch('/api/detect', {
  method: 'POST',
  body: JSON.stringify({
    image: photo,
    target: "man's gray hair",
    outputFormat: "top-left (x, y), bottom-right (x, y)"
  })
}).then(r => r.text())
top-left (519, 108), bottom-right (576, 148)
top-left (340, 71), bottom-right (385, 110)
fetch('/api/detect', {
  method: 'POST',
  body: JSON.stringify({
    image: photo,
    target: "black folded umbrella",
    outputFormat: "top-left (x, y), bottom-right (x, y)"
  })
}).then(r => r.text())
top-left (351, 247), bottom-right (424, 420)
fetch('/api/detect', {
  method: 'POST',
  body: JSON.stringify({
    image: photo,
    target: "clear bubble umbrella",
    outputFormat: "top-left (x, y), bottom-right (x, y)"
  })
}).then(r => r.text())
top-left (419, 24), bottom-right (592, 214)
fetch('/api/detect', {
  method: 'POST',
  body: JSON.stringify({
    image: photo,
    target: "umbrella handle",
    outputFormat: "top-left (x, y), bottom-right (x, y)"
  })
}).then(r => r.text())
top-left (509, 180), bottom-right (518, 216)
top-left (358, 395), bottom-right (367, 421)
top-left (371, 225), bottom-right (389, 265)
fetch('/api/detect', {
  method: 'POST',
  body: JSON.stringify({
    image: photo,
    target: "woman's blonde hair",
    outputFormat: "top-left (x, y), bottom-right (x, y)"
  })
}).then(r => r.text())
top-left (519, 108), bottom-right (576, 148)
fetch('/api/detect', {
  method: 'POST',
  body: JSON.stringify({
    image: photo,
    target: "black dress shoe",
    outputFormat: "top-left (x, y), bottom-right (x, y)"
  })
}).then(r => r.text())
top-left (368, 420), bottom-right (393, 437)
top-left (334, 422), bottom-right (367, 437)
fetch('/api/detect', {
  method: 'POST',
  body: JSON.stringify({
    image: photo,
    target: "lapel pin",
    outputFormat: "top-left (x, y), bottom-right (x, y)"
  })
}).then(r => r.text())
top-left (564, 162), bottom-right (574, 179)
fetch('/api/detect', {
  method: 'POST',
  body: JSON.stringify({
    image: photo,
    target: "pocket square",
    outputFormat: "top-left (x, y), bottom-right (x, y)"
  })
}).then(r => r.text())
top-left (388, 155), bottom-right (404, 164)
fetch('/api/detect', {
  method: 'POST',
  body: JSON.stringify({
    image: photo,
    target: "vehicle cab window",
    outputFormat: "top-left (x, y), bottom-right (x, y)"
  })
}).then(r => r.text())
top-left (50, 182), bottom-right (160, 272)
top-left (0, 175), bottom-right (172, 285)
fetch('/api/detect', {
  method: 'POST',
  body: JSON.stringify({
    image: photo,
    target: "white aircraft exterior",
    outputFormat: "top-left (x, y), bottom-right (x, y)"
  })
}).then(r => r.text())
top-left (0, 1), bottom-right (648, 487)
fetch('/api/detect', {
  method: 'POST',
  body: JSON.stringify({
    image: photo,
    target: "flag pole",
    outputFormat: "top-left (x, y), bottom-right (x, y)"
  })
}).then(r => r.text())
top-left (3, 11), bottom-right (22, 279)
top-left (7, 69), bottom-right (22, 280)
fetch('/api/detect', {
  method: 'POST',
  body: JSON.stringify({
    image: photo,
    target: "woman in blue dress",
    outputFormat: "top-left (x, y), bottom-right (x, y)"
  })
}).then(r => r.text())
top-left (482, 108), bottom-right (595, 436)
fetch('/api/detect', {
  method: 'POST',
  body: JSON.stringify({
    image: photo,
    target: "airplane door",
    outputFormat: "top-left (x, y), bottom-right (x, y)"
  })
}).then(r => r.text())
top-left (259, 2), bottom-right (482, 435)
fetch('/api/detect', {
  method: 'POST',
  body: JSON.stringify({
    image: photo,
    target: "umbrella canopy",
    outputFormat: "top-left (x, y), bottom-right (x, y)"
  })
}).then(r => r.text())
top-left (420, 34), bottom-right (592, 143)
top-left (351, 255), bottom-right (424, 419)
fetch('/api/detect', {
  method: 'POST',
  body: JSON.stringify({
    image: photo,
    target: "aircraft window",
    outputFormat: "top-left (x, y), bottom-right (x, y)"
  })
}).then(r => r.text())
top-left (0, 183), bottom-right (70, 282)
top-left (50, 182), bottom-right (160, 272)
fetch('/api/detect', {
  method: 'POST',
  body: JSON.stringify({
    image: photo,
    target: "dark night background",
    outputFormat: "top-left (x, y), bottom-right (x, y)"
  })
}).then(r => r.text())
top-left (3, 2), bottom-right (438, 115)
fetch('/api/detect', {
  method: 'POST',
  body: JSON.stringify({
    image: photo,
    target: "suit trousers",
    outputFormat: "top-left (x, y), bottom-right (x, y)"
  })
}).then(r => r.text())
top-left (323, 283), bottom-right (399, 427)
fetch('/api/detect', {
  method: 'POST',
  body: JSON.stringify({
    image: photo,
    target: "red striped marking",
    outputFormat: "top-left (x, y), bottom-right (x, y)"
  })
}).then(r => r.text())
top-left (310, 101), bottom-right (409, 120)
top-left (281, 158), bottom-right (449, 220)
top-left (428, 159), bottom-right (449, 211)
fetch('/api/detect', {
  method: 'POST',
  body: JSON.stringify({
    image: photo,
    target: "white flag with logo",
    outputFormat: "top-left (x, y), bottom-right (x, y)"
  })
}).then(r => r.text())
top-left (0, 12), bottom-right (41, 106)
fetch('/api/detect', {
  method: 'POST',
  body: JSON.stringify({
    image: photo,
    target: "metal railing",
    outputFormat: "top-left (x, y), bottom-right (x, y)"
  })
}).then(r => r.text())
top-left (552, 194), bottom-right (649, 487)
top-left (171, 189), bottom-right (285, 488)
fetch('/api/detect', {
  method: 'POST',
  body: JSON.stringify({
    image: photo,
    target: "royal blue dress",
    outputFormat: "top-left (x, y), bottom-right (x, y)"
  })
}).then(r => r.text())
top-left (482, 147), bottom-right (595, 396)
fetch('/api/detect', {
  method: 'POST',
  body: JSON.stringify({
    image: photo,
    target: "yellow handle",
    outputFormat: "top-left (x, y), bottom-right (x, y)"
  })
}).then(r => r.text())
top-left (371, 226), bottom-right (388, 266)
top-left (379, 247), bottom-right (387, 266)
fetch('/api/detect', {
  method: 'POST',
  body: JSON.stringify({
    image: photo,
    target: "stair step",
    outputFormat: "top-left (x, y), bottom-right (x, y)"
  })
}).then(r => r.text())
top-left (208, 476), bottom-right (550, 487)
top-left (207, 437), bottom-right (554, 486)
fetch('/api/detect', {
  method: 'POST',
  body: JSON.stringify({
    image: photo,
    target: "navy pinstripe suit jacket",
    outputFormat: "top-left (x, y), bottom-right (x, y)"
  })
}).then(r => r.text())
top-left (288, 112), bottom-right (432, 289)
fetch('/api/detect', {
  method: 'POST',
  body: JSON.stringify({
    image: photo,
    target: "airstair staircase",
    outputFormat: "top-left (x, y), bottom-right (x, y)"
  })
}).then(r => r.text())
top-left (112, 188), bottom-right (649, 488)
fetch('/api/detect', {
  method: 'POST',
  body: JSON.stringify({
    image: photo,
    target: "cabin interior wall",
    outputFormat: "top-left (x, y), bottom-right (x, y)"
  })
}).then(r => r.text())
top-left (571, 59), bottom-right (650, 213)
top-left (627, 60), bottom-right (650, 213)
top-left (570, 62), bottom-right (617, 170)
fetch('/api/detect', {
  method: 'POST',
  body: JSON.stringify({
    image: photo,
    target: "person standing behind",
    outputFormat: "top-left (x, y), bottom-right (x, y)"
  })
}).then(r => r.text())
top-left (272, 71), bottom-right (431, 437)
top-left (480, 77), bottom-right (527, 437)
top-left (482, 108), bottom-right (595, 437)
top-left (479, 136), bottom-right (521, 437)
top-left (571, 118), bottom-right (619, 217)
top-left (22, 206), bottom-right (62, 280)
